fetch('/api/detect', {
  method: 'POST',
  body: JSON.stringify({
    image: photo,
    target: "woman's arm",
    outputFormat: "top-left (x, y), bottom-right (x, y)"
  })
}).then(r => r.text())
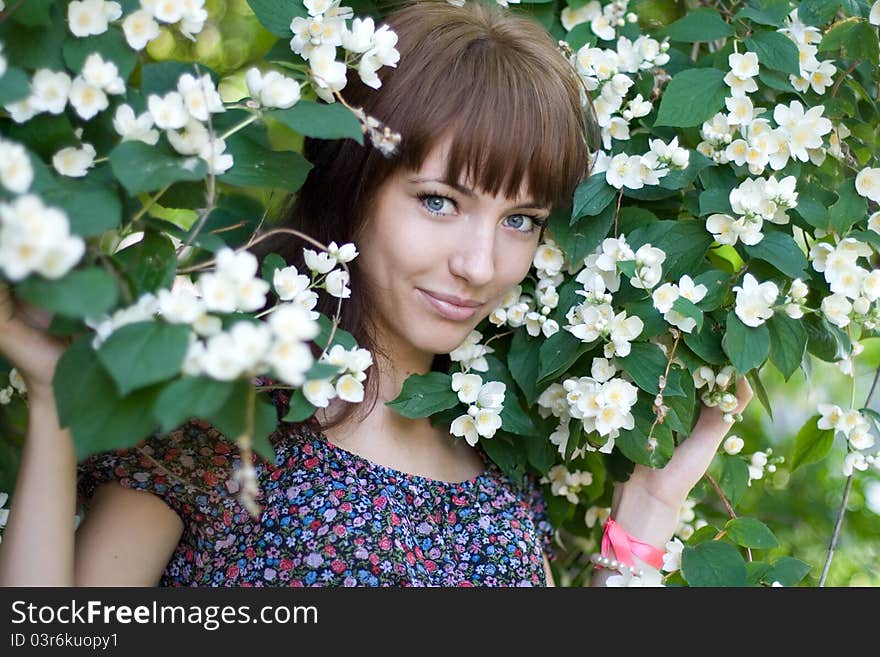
top-left (589, 378), bottom-right (754, 586)
top-left (0, 285), bottom-right (182, 586)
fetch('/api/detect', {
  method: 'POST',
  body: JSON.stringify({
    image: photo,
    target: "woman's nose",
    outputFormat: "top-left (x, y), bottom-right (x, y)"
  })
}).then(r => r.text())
top-left (448, 220), bottom-right (496, 288)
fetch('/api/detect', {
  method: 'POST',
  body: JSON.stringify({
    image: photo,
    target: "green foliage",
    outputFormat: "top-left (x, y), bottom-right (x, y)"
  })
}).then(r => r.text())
top-left (385, 372), bottom-right (459, 419)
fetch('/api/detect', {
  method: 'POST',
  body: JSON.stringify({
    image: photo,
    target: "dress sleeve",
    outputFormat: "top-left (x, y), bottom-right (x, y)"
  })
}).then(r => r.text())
top-left (523, 472), bottom-right (557, 562)
top-left (76, 419), bottom-right (233, 523)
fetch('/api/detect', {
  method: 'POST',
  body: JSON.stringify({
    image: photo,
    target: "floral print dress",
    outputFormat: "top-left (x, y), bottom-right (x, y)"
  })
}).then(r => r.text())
top-left (77, 415), bottom-right (556, 587)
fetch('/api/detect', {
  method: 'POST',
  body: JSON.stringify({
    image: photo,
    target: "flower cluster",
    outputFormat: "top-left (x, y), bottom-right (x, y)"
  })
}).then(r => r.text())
top-left (811, 235), bottom-right (879, 329)
top-left (593, 137), bottom-right (690, 190)
top-left (651, 274), bottom-right (708, 333)
top-left (0, 368), bottom-right (26, 406)
top-left (692, 364), bottom-right (742, 423)
top-left (449, 330), bottom-right (494, 373)
top-left (817, 404), bottom-right (880, 476)
top-left (705, 175), bottom-right (797, 246)
top-left (541, 464), bottom-right (593, 504)
top-left (449, 372), bottom-right (506, 446)
top-left (303, 344), bottom-right (373, 407)
top-left (290, 0), bottom-right (400, 102)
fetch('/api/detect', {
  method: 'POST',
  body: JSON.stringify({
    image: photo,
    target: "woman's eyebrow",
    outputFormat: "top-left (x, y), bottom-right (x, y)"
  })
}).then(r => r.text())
top-left (408, 176), bottom-right (548, 211)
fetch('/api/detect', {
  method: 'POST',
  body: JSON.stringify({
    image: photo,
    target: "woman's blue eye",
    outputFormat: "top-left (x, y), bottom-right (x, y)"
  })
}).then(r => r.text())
top-left (506, 214), bottom-right (531, 232)
top-left (419, 194), bottom-right (454, 214)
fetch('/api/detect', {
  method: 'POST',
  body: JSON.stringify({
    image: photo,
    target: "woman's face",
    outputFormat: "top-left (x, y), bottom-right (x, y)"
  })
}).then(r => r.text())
top-left (356, 134), bottom-right (551, 361)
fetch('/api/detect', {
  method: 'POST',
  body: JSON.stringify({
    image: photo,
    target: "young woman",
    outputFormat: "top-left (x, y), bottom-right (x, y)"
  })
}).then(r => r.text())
top-left (0, 0), bottom-right (751, 586)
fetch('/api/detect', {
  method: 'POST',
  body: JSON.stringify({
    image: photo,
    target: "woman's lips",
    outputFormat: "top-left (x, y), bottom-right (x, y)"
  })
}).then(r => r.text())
top-left (416, 289), bottom-right (480, 321)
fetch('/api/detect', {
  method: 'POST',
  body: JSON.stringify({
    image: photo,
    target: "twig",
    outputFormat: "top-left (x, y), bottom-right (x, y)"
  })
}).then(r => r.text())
top-left (704, 471), bottom-right (753, 562)
top-left (831, 60), bottom-right (861, 99)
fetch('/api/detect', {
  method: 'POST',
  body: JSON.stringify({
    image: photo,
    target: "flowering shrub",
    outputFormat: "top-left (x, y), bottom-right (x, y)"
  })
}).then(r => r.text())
top-left (1, 0), bottom-right (880, 586)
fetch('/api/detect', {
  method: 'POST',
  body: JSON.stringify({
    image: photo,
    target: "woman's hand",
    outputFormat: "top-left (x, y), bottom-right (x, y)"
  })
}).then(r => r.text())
top-left (0, 283), bottom-right (70, 398)
top-left (609, 376), bottom-right (754, 548)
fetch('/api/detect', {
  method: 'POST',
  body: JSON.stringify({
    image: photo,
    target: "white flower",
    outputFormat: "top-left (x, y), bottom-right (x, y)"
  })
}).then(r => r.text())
top-left (157, 287), bottom-right (204, 324)
top-left (470, 405), bottom-right (503, 439)
top-left (662, 538), bottom-right (684, 572)
top-left (309, 44), bottom-right (348, 100)
top-left (267, 340), bottom-right (314, 386)
top-left (147, 91), bottom-right (187, 130)
top-left (591, 357), bottom-right (616, 383)
top-left (82, 53), bottom-right (125, 94)
top-left (144, 0), bottom-right (186, 23)
top-left (9, 369), bottom-right (26, 394)
top-left (335, 373), bottom-right (364, 402)
top-left (871, 0), bottom-right (880, 26)
top-left (68, 77), bottom-right (108, 120)
top-left (855, 167), bottom-right (880, 203)
top-left (68, 0), bottom-right (120, 37)
top-left (561, 1), bottom-right (600, 31)
top-left (327, 241), bottom-right (358, 263)
top-left (201, 332), bottom-right (245, 380)
top-left (123, 9), bottom-right (161, 50)
top-left (451, 413), bottom-right (480, 446)
top-left (0, 195), bottom-right (85, 281)
top-left (533, 241), bottom-right (565, 276)
top-left (728, 52), bottom-right (759, 79)
top-left (245, 68), bottom-right (302, 109)
top-left (30, 70), bottom-right (72, 115)
top-left (0, 388), bottom-right (11, 405)
top-left (198, 273), bottom-right (237, 313)
top-left (652, 282), bottom-right (679, 314)
top-left (476, 380), bottom-right (505, 412)
top-left (452, 372), bottom-right (483, 405)
top-left (843, 451), bottom-right (868, 477)
top-left (302, 378), bottom-right (336, 408)
top-left (112, 104), bottom-right (159, 145)
top-left (177, 73), bottom-right (224, 122)
top-left (268, 303), bottom-right (320, 341)
top-left (693, 366), bottom-right (715, 390)
top-left (229, 321), bottom-right (271, 371)
top-left (303, 248), bottom-right (337, 274)
top-left (198, 137), bottom-right (233, 175)
top-left (733, 273), bottom-right (778, 327)
top-left (0, 139), bottom-right (34, 194)
top-left (325, 269), bottom-right (350, 298)
top-left (52, 143), bottom-right (96, 178)
top-left (606, 567), bottom-right (665, 587)
top-left (821, 293), bottom-right (852, 328)
top-left (723, 435), bottom-right (745, 455)
top-left (273, 266), bottom-right (310, 301)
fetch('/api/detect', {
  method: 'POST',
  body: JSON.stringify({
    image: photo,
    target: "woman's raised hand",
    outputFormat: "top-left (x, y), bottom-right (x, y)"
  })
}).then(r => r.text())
top-left (0, 283), bottom-right (70, 397)
top-left (613, 376), bottom-right (754, 534)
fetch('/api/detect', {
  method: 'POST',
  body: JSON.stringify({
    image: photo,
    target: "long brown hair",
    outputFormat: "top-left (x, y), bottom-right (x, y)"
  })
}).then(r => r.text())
top-left (256, 0), bottom-right (593, 432)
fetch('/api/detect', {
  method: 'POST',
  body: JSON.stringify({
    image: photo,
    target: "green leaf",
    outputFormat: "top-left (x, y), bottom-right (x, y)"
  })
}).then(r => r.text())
top-left (744, 232), bottom-right (808, 279)
top-left (766, 556), bottom-right (811, 586)
top-left (799, 0), bottom-right (841, 26)
top-left (54, 338), bottom-right (161, 460)
top-left (681, 541), bottom-right (748, 587)
top-left (665, 368), bottom-right (695, 434)
top-left (723, 312), bottom-right (769, 374)
top-left (625, 300), bottom-right (667, 339)
top-left (744, 31), bottom-right (801, 76)
top-left (616, 399), bottom-right (674, 468)
top-left (549, 204), bottom-right (615, 267)
top-left (791, 414), bottom-right (835, 472)
top-left (0, 15), bottom-right (65, 70)
top-left (828, 178), bottom-right (867, 235)
top-left (111, 232), bottom-right (178, 297)
top-left (537, 330), bottom-right (593, 382)
top-left (725, 517), bottom-right (779, 549)
top-left (671, 296), bottom-right (704, 333)
top-left (663, 8), bottom-right (734, 41)
top-left (508, 329), bottom-right (541, 405)
top-left (483, 355), bottom-right (537, 437)
top-left (15, 268), bottom-right (118, 319)
top-left (269, 101), bottom-right (363, 144)
top-left (619, 342), bottom-right (682, 397)
top-left (38, 177), bottom-right (122, 238)
top-left (684, 317), bottom-right (726, 364)
top-left (572, 173), bottom-right (617, 220)
top-left (735, 0), bottom-right (793, 26)
top-left (196, 194), bottom-right (265, 249)
top-left (654, 68), bottom-right (727, 128)
top-left (9, 0), bottom-right (54, 25)
top-left (305, 362), bottom-right (340, 381)
top-left (152, 376), bottom-right (236, 433)
top-left (746, 369), bottom-right (773, 421)
top-left (767, 313), bottom-right (807, 381)
top-left (523, 433), bottom-right (556, 474)
top-left (220, 132), bottom-right (312, 192)
top-left (699, 187), bottom-right (733, 216)
top-left (140, 62), bottom-right (219, 97)
top-left (63, 29), bottom-right (138, 79)
top-left (819, 18), bottom-right (879, 66)
top-left (282, 388), bottom-right (317, 423)
top-left (110, 141), bottom-right (207, 195)
top-left (793, 194), bottom-right (829, 229)
top-left (804, 314), bottom-right (850, 362)
top-left (0, 68), bottom-right (30, 106)
top-left (204, 381), bottom-right (278, 463)
top-left (247, 0), bottom-right (306, 37)
top-left (746, 561), bottom-right (772, 586)
top-left (97, 321), bottom-right (191, 396)
top-left (659, 151), bottom-right (714, 191)
top-left (719, 456), bottom-right (750, 509)
top-left (693, 269), bottom-right (730, 311)
top-left (386, 371), bottom-right (459, 419)
top-left (627, 220), bottom-right (713, 281)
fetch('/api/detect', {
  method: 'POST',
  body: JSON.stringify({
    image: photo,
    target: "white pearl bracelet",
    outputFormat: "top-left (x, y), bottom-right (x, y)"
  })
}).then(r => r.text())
top-left (589, 553), bottom-right (644, 577)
